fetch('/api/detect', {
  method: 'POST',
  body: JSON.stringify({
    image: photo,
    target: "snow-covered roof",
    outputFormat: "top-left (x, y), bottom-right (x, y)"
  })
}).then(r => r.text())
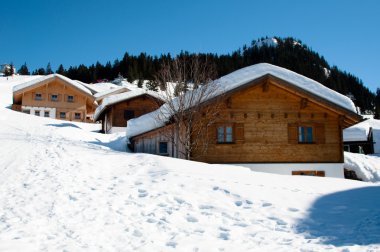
top-left (126, 63), bottom-right (358, 139)
top-left (79, 82), bottom-right (120, 94)
top-left (94, 86), bottom-right (131, 102)
top-left (94, 89), bottom-right (164, 121)
top-left (13, 74), bottom-right (93, 97)
top-left (344, 119), bottom-right (380, 142)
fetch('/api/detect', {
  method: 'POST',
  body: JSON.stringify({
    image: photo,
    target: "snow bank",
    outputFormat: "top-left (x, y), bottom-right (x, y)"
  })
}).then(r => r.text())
top-left (344, 152), bottom-right (380, 182)
top-left (127, 63), bottom-right (357, 138)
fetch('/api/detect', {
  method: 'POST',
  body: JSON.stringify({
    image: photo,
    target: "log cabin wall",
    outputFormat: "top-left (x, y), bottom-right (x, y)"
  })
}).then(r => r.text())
top-left (107, 95), bottom-right (161, 128)
top-left (18, 78), bottom-right (95, 122)
top-left (192, 79), bottom-right (344, 163)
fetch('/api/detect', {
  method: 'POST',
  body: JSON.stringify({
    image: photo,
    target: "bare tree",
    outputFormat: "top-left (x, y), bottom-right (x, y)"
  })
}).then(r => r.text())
top-left (154, 55), bottom-right (223, 160)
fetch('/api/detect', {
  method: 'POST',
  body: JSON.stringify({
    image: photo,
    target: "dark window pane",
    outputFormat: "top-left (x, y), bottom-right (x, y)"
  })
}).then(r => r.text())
top-left (298, 127), bottom-right (304, 142)
top-left (159, 142), bottom-right (168, 154)
top-left (124, 110), bottom-right (135, 120)
top-left (217, 127), bottom-right (224, 143)
top-left (307, 127), bottom-right (313, 143)
top-left (226, 126), bottom-right (233, 142)
top-left (68, 95), bottom-right (74, 102)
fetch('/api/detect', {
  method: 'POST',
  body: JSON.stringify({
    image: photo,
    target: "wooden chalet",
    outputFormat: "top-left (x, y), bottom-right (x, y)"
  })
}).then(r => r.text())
top-left (343, 118), bottom-right (380, 155)
top-left (126, 63), bottom-right (362, 178)
top-left (12, 74), bottom-right (97, 122)
top-left (94, 90), bottom-right (164, 134)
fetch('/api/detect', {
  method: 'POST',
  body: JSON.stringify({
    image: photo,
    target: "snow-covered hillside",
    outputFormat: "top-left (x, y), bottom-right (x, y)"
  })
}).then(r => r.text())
top-left (1, 76), bottom-right (380, 251)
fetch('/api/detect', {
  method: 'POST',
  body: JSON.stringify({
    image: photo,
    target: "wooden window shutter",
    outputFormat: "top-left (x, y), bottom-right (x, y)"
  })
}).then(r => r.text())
top-left (288, 123), bottom-right (298, 144)
top-left (48, 93), bottom-right (51, 101)
top-left (314, 123), bottom-right (325, 144)
top-left (207, 124), bottom-right (217, 144)
top-left (58, 94), bottom-right (62, 102)
top-left (234, 123), bottom-right (245, 143)
top-left (32, 92), bottom-right (35, 100)
top-left (64, 94), bottom-right (67, 102)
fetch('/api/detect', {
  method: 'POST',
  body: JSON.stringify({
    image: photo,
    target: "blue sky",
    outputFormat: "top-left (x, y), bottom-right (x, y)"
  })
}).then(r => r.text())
top-left (1, 0), bottom-right (379, 91)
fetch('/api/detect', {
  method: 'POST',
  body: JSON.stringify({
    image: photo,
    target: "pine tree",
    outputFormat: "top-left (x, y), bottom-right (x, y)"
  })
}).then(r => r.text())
top-left (46, 63), bottom-right (53, 74)
top-left (375, 88), bottom-right (380, 119)
top-left (56, 64), bottom-right (65, 75)
top-left (18, 63), bottom-right (30, 75)
top-left (32, 68), bottom-right (46, 75)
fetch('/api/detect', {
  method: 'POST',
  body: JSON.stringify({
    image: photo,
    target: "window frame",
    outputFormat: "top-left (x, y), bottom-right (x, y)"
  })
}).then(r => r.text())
top-left (298, 125), bottom-right (314, 144)
top-left (67, 95), bottom-right (74, 103)
top-left (44, 111), bottom-right (50, 117)
top-left (158, 141), bottom-right (168, 155)
top-left (34, 110), bottom-right (40, 116)
top-left (51, 94), bottom-right (58, 102)
top-left (74, 112), bottom-right (81, 120)
top-left (34, 93), bottom-right (42, 101)
top-left (59, 112), bottom-right (66, 119)
top-left (217, 124), bottom-right (234, 144)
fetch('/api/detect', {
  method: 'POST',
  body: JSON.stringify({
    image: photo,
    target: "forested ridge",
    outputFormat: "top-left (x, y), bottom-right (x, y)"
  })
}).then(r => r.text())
top-left (17, 37), bottom-right (378, 114)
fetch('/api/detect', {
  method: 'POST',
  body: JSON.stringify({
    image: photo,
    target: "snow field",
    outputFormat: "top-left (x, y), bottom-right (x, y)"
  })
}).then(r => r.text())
top-left (0, 76), bottom-right (379, 251)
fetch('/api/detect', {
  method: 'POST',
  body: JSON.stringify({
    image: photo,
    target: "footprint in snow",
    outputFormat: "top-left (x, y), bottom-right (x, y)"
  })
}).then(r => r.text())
top-left (199, 205), bottom-right (214, 210)
top-left (186, 215), bottom-right (198, 223)
top-left (262, 202), bottom-right (272, 207)
top-left (288, 207), bottom-right (299, 212)
top-left (219, 232), bottom-right (229, 240)
top-left (166, 241), bottom-right (177, 248)
top-left (235, 201), bottom-right (243, 207)
top-left (174, 197), bottom-right (185, 204)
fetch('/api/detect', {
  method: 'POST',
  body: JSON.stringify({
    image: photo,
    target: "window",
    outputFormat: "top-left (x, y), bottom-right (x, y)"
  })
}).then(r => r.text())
top-left (44, 111), bottom-right (50, 117)
top-left (35, 93), bottom-right (42, 100)
top-left (22, 109), bottom-right (30, 114)
top-left (298, 126), bottom-right (313, 143)
top-left (67, 95), bottom-right (74, 102)
top-left (124, 110), bottom-right (135, 120)
top-left (74, 112), bottom-right (81, 120)
top-left (35, 110), bottom-right (40, 116)
top-left (60, 112), bottom-right (66, 119)
top-left (292, 170), bottom-right (325, 177)
top-left (217, 125), bottom-right (233, 143)
top-left (159, 142), bottom-right (168, 155)
top-left (288, 123), bottom-right (324, 144)
top-left (51, 94), bottom-right (58, 101)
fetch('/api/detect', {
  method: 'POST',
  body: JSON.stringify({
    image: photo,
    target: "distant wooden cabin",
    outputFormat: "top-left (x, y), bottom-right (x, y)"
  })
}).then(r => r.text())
top-left (127, 63), bottom-right (361, 178)
top-left (343, 118), bottom-right (380, 155)
top-left (12, 74), bottom-right (97, 122)
top-left (94, 90), bottom-right (164, 134)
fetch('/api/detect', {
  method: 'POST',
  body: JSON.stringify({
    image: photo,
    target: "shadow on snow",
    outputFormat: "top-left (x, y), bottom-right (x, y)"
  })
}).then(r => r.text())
top-left (46, 123), bottom-right (81, 129)
top-left (296, 186), bottom-right (380, 246)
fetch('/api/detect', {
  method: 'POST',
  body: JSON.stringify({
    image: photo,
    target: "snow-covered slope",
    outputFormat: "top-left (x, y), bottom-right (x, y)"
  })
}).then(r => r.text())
top-left (1, 76), bottom-right (380, 251)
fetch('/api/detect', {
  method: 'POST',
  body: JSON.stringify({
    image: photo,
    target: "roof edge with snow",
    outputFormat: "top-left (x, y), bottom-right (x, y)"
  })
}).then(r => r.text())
top-left (94, 89), bottom-right (164, 121)
top-left (13, 74), bottom-right (94, 98)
